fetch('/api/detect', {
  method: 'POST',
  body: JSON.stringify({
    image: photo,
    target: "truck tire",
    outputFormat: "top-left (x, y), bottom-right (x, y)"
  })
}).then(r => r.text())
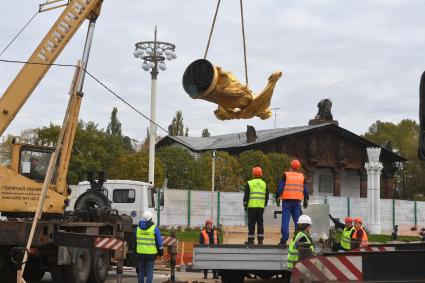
top-left (51, 266), bottom-right (67, 283)
top-left (88, 250), bottom-right (110, 283)
top-left (74, 190), bottom-right (111, 217)
top-left (24, 268), bottom-right (45, 282)
top-left (1, 256), bottom-right (16, 283)
top-left (64, 248), bottom-right (91, 283)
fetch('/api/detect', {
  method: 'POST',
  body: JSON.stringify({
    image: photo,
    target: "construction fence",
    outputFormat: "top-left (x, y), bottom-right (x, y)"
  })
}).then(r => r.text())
top-left (159, 189), bottom-right (425, 234)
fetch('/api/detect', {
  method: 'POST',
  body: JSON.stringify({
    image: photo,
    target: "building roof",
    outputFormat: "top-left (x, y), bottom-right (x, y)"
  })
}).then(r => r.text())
top-left (157, 123), bottom-right (406, 162)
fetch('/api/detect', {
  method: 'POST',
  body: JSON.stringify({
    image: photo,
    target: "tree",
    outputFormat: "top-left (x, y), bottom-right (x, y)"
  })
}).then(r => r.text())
top-left (238, 150), bottom-right (274, 190)
top-left (36, 120), bottom-right (133, 184)
top-left (363, 119), bottom-right (425, 199)
top-left (197, 151), bottom-right (243, 192)
top-left (267, 152), bottom-right (293, 192)
top-left (157, 146), bottom-right (198, 190)
top-left (168, 110), bottom-right (186, 136)
top-left (108, 151), bottom-right (165, 186)
top-left (0, 135), bottom-right (13, 166)
top-left (106, 107), bottom-right (122, 136)
top-left (202, 129), bottom-right (211, 137)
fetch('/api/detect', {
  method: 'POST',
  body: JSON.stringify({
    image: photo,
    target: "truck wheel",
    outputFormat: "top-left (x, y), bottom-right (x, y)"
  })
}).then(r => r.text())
top-left (51, 266), bottom-right (67, 283)
top-left (88, 250), bottom-right (110, 283)
top-left (64, 248), bottom-right (91, 283)
top-left (74, 190), bottom-right (111, 217)
top-left (0, 257), bottom-right (16, 283)
top-left (24, 268), bottom-right (45, 282)
top-left (221, 272), bottom-right (231, 283)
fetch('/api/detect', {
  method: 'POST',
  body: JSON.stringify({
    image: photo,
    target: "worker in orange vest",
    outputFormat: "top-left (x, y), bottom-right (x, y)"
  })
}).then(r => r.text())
top-left (275, 159), bottom-right (309, 247)
top-left (352, 217), bottom-right (368, 248)
top-left (199, 219), bottom-right (219, 279)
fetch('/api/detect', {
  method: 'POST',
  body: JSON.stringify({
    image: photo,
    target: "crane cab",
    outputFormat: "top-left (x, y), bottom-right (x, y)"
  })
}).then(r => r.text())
top-left (10, 138), bottom-right (55, 183)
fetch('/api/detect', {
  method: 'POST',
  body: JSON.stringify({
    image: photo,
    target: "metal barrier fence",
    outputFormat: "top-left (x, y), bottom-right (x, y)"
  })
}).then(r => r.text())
top-left (159, 190), bottom-right (425, 234)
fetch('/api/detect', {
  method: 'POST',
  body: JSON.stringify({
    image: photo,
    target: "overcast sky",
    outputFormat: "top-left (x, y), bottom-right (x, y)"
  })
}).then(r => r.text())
top-left (1, 0), bottom-right (424, 141)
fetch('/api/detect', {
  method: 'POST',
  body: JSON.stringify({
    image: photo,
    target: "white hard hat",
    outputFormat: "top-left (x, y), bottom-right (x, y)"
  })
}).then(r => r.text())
top-left (298, 215), bottom-right (312, 225)
top-left (142, 211), bottom-right (153, 221)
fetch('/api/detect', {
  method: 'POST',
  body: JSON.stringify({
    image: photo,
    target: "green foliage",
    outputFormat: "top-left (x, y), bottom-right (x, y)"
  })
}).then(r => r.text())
top-left (238, 150), bottom-right (274, 190)
top-left (36, 108), bottom-right (136, 185)
top-left (363, 119), bottom-right (425, 199)
top-left (106, 107), bottom-right (122, 136)
top-left (157, 146), bottom-right (198, 190)
top-left (107, 151), bottom-right (165, 187)
top-left (202, 128), bottom-right (211, 137)
top-left (168, 110), bottom-right (186, 136)
top-left (0, 134), bottom-right (13, 166)
top-left (197, 151), bottom-right (243, 192)
top-left (267, 152), bottom-right (293, 192)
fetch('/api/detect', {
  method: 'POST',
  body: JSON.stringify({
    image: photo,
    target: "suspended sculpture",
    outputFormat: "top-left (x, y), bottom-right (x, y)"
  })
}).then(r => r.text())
top-left (182, 0), bottom-right (282, 120)
top-left (183, 59), bottom-right (282, 120)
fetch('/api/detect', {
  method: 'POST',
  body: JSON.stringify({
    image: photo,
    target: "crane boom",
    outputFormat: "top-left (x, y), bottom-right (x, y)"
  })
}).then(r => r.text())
top-left (0, 0), bottom-right (103, 137)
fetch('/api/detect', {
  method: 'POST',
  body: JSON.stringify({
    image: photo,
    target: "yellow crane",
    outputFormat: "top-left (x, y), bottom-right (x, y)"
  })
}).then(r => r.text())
top-left (0, 0), bottom-right (103, 215)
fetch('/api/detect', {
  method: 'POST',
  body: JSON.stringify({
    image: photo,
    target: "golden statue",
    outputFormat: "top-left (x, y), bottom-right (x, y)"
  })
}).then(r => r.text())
top-left (183, 59), bottom-right (282, 120)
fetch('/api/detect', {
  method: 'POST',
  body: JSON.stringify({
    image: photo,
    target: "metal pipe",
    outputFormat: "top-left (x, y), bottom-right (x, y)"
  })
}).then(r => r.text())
top-left (77, 19), bottom-right (97, 94)
top-left (148, 27), bottom-right (158, 188)
top-left (211, 150), bottom-right (216, 220)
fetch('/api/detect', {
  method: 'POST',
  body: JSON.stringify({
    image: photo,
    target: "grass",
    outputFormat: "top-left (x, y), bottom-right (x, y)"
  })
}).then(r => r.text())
top-left (160, 230), bottom-right (224, 242)
top-left (162, 230), bottom-right (421, 244)
top-left (368, 234), bottom-right (421, 243)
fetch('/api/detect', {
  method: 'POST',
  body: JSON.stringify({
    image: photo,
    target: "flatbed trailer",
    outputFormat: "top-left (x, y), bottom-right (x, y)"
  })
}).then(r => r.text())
top-left (193, 244), bottom-right (291, 283)
top-left (193, 242), bottom-right (425, 283)
top-left (0, 214), bottom-right (135, 283)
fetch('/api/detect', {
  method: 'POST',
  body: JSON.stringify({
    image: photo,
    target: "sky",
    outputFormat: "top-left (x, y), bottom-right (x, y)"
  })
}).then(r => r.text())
top-left (1, 0), bottom-right (424, 142)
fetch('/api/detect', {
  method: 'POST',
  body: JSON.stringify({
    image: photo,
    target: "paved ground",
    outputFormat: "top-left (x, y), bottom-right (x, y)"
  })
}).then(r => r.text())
top-left (40, 270), bottom-right (284, 282)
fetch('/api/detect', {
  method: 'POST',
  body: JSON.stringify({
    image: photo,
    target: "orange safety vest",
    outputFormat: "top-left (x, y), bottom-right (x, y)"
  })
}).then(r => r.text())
top-left (281, 171), bottom-right (305, 200)
top-left (353, 227), bottom-right (368, 247)
top-left (201, 229), bottom-right (218, 244)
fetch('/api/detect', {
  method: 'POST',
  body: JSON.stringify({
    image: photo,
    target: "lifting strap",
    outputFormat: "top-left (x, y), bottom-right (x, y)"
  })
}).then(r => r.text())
top-left (203, 0), bottom-right (249, 86)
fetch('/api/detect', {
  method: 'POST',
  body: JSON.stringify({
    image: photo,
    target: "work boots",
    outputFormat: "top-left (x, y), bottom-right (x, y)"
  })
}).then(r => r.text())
top-left (245, 238), bottom-right (255, 245)
top-left (258, 239), bottom-right (263, 245)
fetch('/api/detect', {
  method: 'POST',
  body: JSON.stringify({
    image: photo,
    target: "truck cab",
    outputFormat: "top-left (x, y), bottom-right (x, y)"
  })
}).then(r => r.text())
top-left (74, 180), bottom-right (163, 225)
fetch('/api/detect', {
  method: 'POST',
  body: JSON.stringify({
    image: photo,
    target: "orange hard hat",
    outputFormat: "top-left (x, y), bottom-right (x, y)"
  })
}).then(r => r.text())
top-left (205, 219), bottom-right (213, 225)
top-left (354, 217), bottom-right (363, 224)
top-left (345, 217), bottom-right (353, 223)
top-left (252, 167), bottom-right (262, 177)
top-left (290, 159), bottom-right (301, 170)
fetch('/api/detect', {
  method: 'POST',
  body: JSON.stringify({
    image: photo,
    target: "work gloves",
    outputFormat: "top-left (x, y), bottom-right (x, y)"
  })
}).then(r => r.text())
top-left (303, 199), bottom-right (308, 209)
top-left (158, 248), bottom-right (164, 257)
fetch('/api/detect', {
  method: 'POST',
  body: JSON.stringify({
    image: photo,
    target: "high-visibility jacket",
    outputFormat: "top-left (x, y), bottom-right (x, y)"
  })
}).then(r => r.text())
top-left (287, 231), bottom-right (315, 269)
top-left (201, 229), bottom-right (218, 244)
top-left (136, 225), bottom-right (158, 254)
top-left (281, 171), bottom-right (304, 200)
top-left (247, 179), bottom-right (267, 208)
top-left (341, 226), bottom-right (356, 250)
top-left (353, 227), bottom-right (368, 247)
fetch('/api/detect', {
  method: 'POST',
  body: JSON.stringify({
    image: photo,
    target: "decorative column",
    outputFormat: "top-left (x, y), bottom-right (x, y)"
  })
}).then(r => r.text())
top-left (365, 148), bottom-right (383, 234)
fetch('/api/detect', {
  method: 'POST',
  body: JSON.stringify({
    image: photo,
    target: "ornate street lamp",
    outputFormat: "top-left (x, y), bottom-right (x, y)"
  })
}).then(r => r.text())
top-left (133, 26), bottom-right (176, 188)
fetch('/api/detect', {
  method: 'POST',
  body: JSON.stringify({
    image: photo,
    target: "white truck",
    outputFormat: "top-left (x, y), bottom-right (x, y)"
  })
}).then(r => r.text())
top-left (70, 179), bottom-right (163, 225)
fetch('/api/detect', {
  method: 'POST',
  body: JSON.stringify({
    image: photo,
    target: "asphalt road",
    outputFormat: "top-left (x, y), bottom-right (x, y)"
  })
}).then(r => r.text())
top-left (40, 270), bottom-right (284, 282)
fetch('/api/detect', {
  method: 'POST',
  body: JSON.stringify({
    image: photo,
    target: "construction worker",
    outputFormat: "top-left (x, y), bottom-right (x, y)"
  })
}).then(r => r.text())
top-left (243, 166), bottom-right (269, 244)
top-left (135, 211), bottom-right (163, 283)
top-left (352, 217), bottom-right (368, 248)
top-left (199, 219), bottom-right (219, 279)
top-left (287, 215), bottom-right (315, 271)
top-left (275, 159), bottom-right (309, 246)
top-left (329, 214), bottom-right (356, 251)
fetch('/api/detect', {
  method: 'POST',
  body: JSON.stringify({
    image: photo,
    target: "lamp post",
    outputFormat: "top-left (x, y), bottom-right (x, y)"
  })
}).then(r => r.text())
top-left (133, 26), bottom-right (176, 188)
